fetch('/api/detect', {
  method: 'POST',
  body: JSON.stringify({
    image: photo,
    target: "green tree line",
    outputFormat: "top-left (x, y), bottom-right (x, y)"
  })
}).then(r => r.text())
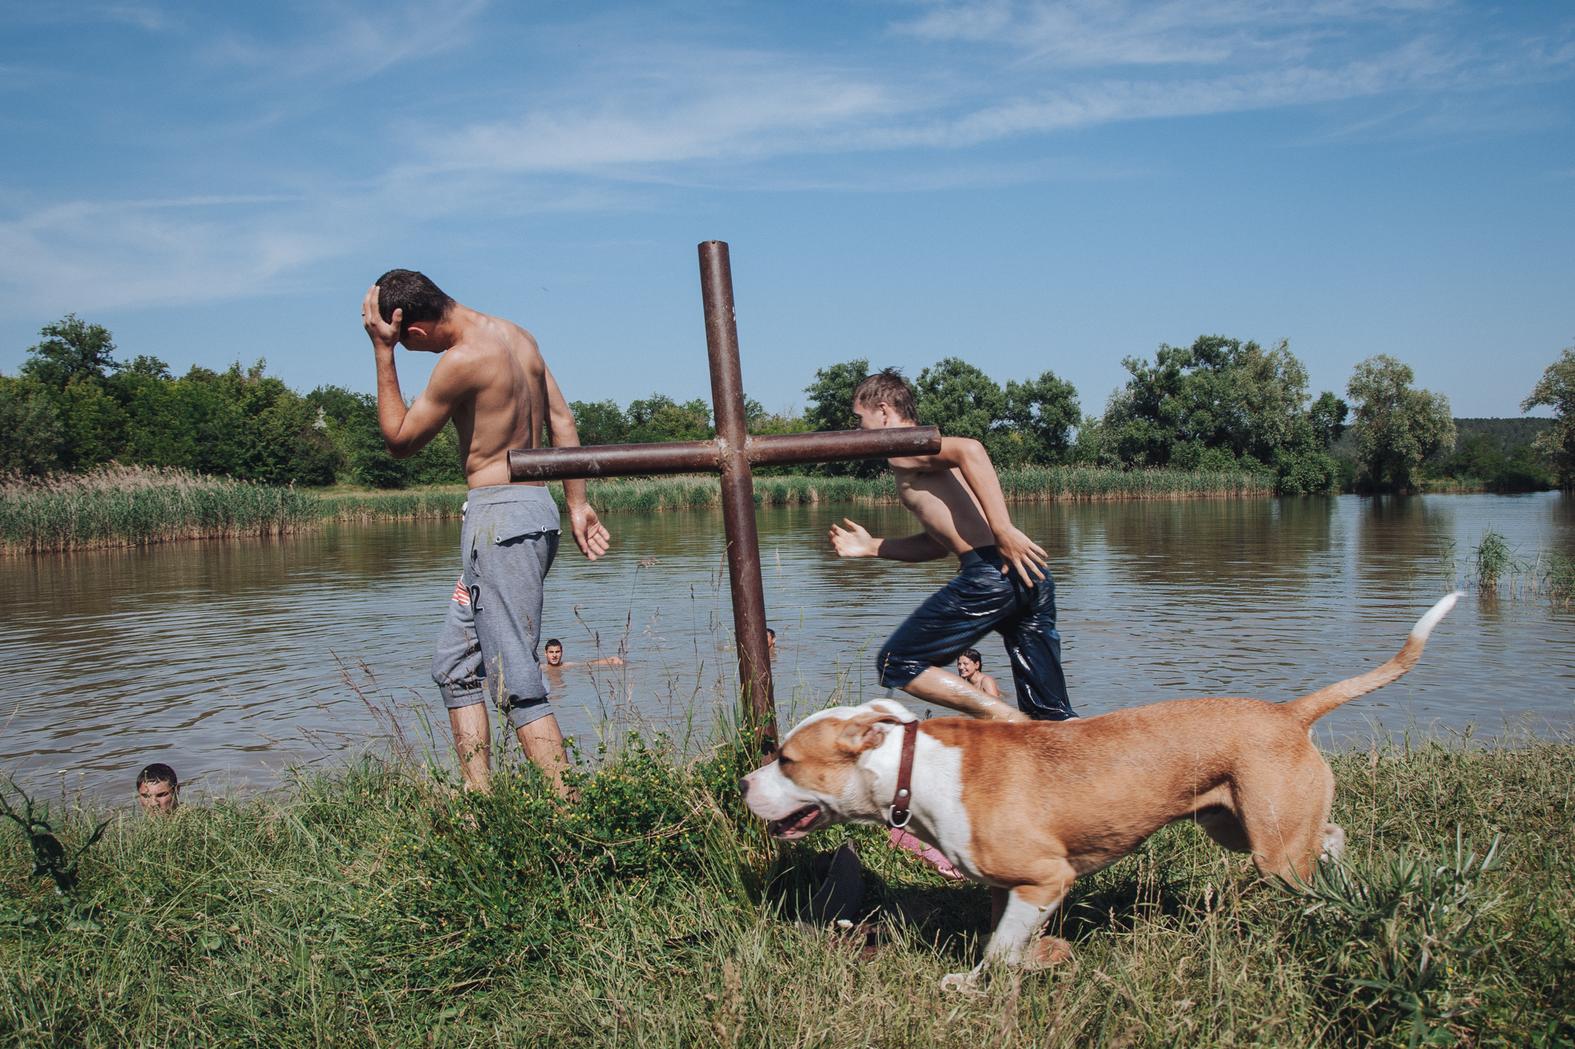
top-left (2, 316), bottom-right (1568, 493)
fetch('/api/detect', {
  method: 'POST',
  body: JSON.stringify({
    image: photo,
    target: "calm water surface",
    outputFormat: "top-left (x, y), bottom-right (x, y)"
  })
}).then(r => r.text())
top-left (2, 493), bottom-right (1571, 803)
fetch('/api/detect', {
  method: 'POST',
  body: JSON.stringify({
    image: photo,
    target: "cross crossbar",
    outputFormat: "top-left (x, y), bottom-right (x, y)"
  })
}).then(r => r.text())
top-left (508, 241), bottom-right (941, 751)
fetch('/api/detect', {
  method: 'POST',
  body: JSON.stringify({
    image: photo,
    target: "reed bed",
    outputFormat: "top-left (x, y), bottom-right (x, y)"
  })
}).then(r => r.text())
top-left (1, 727), bottom-right (1569, 1047)
top-left (1, 465), bottom-right (1277, 552)
top-left (0, 466), bottom-right (316, 554)
top-left (579, 465), bottom-right (1274, 513)
top-left (313, 488), bottom-right (467, 521)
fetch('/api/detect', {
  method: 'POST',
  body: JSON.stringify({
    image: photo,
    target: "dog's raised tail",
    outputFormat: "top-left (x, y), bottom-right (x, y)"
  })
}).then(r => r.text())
top-left (1287, 592), bottom-right (1462, 727)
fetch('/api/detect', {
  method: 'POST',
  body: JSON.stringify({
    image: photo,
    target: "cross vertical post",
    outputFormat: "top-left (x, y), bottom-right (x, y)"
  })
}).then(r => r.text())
top-left (698, 242), bottom-right (775, 747)
top-left (507, 241), bottom-right (942, 755)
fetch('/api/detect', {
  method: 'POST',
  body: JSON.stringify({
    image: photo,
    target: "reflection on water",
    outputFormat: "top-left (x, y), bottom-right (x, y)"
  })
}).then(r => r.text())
top-left (2, 493), bottom-right (1571, 802)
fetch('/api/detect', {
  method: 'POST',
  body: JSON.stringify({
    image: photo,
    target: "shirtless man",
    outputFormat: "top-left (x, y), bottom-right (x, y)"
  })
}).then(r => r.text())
top-left (363, 269), bottom-right (610, 794)
top-left (828, 369), bottom-right (1075, 722)
top-left (543, 638), bottom-right (625, 670)
top-left (956, 648), bottom-right (1002, 699)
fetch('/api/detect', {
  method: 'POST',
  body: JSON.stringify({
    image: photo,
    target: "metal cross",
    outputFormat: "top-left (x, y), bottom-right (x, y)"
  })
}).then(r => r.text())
top-left (509, 241), bottom-right (939, 751)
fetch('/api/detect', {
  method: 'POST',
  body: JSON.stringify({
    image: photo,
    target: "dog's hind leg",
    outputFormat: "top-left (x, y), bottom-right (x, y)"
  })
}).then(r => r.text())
top-left (1194, 805), bottom-right (1252, 853)
top-left (1236, 759), bottom-right (1336, 886)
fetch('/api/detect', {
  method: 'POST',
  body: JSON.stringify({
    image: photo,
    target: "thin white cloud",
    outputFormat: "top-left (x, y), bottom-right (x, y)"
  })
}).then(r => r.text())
top-left (405, 1), bottom-right (1569, 187)
top-left (4, 1), bottom-right (1570, 318)
top-left (891, 0), bottom-right (1452, 67)
top-left (425, 45), bottom-right (907, 173)
top-left (861, 40), bottom-right (1462, 149)
top-left (0, 197), bottom-right (345, 313)
top-left (202, 0), bottom-right (488, 84)
top-left (96, 4), bottom-right (176, 32)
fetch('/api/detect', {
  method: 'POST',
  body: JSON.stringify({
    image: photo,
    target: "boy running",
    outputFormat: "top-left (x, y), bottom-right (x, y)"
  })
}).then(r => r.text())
top-left (828, 369), bottom-right (1075, 722)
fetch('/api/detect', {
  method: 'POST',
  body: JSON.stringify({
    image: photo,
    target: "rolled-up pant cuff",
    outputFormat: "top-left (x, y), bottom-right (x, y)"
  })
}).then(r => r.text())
top-left (502, 697), bottom-right (553, 730)
top-left (878, 655), bottom-right (926, 690)
top-left (440, 683), bottom-right (484, 710)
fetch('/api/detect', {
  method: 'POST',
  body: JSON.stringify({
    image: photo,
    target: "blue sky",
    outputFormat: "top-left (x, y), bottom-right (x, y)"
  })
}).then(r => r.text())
top-left (2, 1), bottom-right (1571, 419)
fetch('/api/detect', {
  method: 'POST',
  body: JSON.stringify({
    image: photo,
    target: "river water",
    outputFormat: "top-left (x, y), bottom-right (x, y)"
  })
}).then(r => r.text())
top-left (2, 493), bottom-right (1571, 804)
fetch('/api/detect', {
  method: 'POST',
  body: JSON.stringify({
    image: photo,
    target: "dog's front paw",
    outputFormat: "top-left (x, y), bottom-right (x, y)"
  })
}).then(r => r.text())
top-left (939, 970), bottom-right (986, 996)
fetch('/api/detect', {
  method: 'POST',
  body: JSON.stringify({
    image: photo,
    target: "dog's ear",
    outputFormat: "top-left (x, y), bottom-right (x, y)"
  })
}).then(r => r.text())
top-left (836, 712), bottom-right (899, 755)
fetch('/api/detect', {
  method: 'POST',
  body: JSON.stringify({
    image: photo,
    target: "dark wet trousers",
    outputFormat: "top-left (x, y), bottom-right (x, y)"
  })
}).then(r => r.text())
top-left (876, 546), bottom-right (1075, 721)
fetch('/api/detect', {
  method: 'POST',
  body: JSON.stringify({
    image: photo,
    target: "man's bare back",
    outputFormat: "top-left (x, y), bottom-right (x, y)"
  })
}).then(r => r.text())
top-left (361, 268), bottom-right (611, 796)
top-left (425, 311), bottom-right (551, 489)
top-left (362, 293), bottom-right (580, 491)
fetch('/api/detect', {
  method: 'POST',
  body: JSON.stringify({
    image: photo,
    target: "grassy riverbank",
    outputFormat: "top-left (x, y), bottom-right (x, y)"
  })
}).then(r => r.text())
top-left (2, 730), bottom-right (1570, 1047)
top-left (3, 465), bottom-right (1275, 552)
top-left (0, 466), bottom-right (318, 553)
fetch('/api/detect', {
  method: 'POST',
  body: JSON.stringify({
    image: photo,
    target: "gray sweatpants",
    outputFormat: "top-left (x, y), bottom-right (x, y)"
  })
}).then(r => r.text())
top-left (431, 484), bottom-right (561, 730)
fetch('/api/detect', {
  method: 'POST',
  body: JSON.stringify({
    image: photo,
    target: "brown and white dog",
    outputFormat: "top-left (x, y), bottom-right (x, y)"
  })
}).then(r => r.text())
top-left (741, 593), bottom-right (1460, 990)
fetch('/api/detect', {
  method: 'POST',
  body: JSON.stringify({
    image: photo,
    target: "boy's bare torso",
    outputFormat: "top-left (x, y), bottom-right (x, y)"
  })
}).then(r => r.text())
top-left (445, 313), bottom-right (549, 489)
top-left (889, 459), bottom-right (997, 557)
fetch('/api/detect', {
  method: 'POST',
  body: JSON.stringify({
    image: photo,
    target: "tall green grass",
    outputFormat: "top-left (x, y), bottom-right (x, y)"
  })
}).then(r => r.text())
top-left (0, 466), bottom-right (317, 554)
top-left (2, 728), bottom-right (1570, 1047)
top-left (1474, 530), bottom-right (1514, 592)
top-left (2, 465), bottom-right (1276, 552)
top-left (579, 465), bottom-right (1275, 513)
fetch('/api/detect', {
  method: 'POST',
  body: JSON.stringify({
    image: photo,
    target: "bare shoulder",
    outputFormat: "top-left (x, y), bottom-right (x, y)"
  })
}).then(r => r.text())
top-left (496, 316), bottom-right (544, 362)
top-left (429, 339), bottom-right (491, 389)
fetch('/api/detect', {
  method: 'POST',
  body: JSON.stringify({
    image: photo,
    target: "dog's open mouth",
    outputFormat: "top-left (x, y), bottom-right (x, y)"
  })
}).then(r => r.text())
top-left (767, 804), bottom-right (824, 839)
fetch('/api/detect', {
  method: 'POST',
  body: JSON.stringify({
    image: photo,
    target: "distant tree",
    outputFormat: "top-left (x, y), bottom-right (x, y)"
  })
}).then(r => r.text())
top-left (19, 315), bottom-right (119, 389)
top-left (999, 370), bottom-right (1079, 465)
top-left (0, 376), bottom-right (65, 475)
top-left (803, 358), bottom-right (870, 433)
top-left (1101, 335), bottom-right (1338, 491)
top-left (915, 358), bottom-right (1003, 445)
top-left (57, 379), bottom-right (128, 471)
top-left (625, 394), bottom-right (711, 443)
top-left (746, 399), bottom-right (810, 436)
top-left (117, 369), bottom-right (195, 469)
top-left (1522, 346), bottom-right (1575, 490)
top-left (569, 399), bottom-right (629, 446)
top-left (802, 358), bottom-right (877, 476)
top-left (1347, 355), bottom-right (1455, 492)
top-left (1068, 413), bottom-right (1118, 467)
top-left (117, 355), bottom-right (173, 382)
top-left (1308, 391), bottom-right (1349, 448)
top-left (173, 366), bottom-right (256, 478)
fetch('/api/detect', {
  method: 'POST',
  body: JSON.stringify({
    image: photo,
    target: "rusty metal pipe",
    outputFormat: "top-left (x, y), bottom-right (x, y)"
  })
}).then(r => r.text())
top-left (508, 440), bottom-right (718, 481)
top-left (699, 241), bottom-right (777, 752)
top-left (747, 427), bottom-right (940, 466)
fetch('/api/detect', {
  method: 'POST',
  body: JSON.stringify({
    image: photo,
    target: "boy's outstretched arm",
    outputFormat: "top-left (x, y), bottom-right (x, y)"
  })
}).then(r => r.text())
top-left (829, 519), bottom-right (947, 562)
top-left (934, 436), bottom-right (1049, 586)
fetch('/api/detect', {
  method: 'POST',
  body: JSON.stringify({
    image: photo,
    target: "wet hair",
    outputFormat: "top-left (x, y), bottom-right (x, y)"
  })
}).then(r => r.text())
top-left (852, 368), bottom-right (917, 422)
top-left (766, 628), bottom-right (775, 640)
top-left (136, 762), bottom-right (178, 788)
top-left (959, 648), bottom-right (983, 668)
top-left (544, 638), bottom-right (562, 649)
top-left (374, 269), bottom-right (453, 326)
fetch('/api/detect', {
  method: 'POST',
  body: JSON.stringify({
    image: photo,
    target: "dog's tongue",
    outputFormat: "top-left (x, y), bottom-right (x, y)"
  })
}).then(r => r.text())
top-left (772, 805), bottom-right (821, 838)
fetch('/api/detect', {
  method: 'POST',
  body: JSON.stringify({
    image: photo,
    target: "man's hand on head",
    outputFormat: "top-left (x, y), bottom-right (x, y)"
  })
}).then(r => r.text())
top-left (569, 503), bottom-right (611, 561)
top-left (995, 525), bottom-right (1048, 587)
top-left (362, 285), bottom-right (401, 352)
